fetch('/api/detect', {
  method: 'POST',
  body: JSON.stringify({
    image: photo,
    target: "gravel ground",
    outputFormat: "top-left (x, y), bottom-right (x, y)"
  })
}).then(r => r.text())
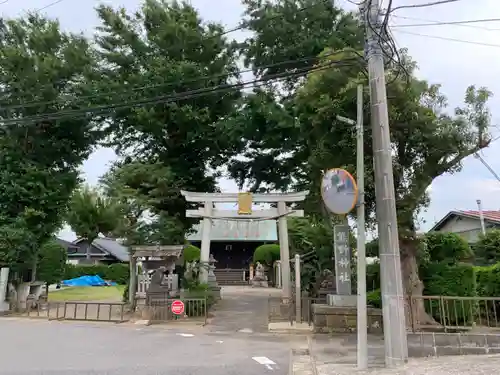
top-left (316, 354), bottom-right (500, 375)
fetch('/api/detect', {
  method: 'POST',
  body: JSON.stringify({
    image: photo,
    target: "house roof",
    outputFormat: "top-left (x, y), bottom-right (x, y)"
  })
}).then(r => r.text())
top-left (429, 210), bottom-right (500, 232)
top-left (55, 238), bottom-right (79, 249)
top-left (74, 237), bottom-right (129, 262)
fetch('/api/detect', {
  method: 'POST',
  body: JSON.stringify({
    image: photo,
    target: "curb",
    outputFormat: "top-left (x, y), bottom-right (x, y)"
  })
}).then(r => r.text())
top-left (289, 337), bottom-right (316, 375)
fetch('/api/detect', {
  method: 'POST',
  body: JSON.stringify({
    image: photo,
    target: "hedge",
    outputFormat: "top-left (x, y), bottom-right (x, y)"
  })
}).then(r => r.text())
top-left (366, 263), bottom-right (478, 325)
top-left (64, 263), bottom-right (130, 285)
top-left (475, 264), bottom-right (500, 322)
top-left (420, 262), bottom-right (477, 325)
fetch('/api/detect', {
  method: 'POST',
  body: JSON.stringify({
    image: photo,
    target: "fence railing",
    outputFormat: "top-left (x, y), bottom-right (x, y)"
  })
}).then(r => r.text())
top-left (23, 301), bottom-right (128, 322)
top-left (409, 295), bottom-right (500, 332)
top-left (269, 294), bottom-right (500, 332)
top-left (144, 297), bottom-right (208, 324)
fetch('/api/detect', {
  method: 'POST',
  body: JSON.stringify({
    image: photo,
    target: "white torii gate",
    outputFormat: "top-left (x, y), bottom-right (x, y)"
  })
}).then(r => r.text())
top-left (181, 190), bottom-right (309, 299)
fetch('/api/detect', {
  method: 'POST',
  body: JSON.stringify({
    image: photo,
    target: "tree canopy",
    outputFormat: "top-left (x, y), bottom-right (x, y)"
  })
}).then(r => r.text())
top-left (0, 14), bottom-right (98, 281)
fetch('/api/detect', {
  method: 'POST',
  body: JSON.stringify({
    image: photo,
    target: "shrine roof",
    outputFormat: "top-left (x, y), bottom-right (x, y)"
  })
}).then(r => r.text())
top-left (186, 219), bottom-right (277, 242)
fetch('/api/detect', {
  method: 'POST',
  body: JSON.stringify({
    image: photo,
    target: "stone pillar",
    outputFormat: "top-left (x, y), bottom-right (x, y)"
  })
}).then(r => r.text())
top-left (295, 254), bottom-right (301, 322)
top-left (278, 201), bottom-right (291, 299)
top-left (200, 201), bottom-right (213, 283)
top-left (129, 256), bottom-right (137, 310)
top-left (0, 268), bottom-right (9, 313)
top-left (275, 261), bottom-right (282, 288)
top-left (249, 264), bottom-right (254, 281)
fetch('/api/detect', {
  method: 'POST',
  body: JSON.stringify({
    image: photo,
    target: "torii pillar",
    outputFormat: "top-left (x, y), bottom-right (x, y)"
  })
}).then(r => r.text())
top-left (181, 190), bottom-right (308, 299)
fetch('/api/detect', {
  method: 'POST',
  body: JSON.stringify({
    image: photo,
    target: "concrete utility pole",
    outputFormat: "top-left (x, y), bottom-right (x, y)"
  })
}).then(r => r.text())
top-left (337, 84), bottom-right (367, 370)
top-left (361, 0), bottom-right (408, 366)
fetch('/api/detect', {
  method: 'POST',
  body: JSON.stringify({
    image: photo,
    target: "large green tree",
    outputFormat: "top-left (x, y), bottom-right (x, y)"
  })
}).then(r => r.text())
top-left (99, 160), bottom-right (186, 245)
top-left (0, 14), bottom-right (98, 287)
top-left (223, 0), bottom-right (493, 325)
top-left (92, 0), bottom-right (242, 236)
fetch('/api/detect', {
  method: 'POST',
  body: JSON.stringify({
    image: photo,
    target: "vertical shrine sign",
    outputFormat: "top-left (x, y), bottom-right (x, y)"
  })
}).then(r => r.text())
top-left (334, 224), bottom-right (351, 295)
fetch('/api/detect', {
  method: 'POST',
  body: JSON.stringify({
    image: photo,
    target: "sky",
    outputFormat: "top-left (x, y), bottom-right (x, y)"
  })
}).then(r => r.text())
top-left (2, 0), bottom-right (499, 240)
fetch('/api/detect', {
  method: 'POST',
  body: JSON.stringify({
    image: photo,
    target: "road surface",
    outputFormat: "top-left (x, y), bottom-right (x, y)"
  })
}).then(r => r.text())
top-left (0, 318), bottom-right (294, 375)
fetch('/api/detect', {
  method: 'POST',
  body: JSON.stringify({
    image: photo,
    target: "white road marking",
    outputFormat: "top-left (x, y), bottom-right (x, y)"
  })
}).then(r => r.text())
top-left (252, 356), bottom-right (276, 370)
top-left (216, 340), bottom-right (224, 343)
top-left (177, 333), bottom-right (194, 337)
top-left (238, 328), bottom-right (253, 333)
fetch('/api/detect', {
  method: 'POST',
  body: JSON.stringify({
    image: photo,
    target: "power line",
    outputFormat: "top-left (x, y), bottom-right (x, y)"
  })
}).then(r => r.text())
top-left (390, 0), bottom-right (461, 12)
top-left (0, 49), bottom-right (358, 112)
top-left (392, 15), bottom-right (500, 31)
top-left (0, 58), bottom-right (361, 126)
top-left (392, 29), bottom-right (500, 48)
top-left (392, 16), bottom-right (500, 30)
top-left (474, 153), bottom-right (500, 184)
top-left (35, 0), bottom-right (65, 12)
top-left (0, 0), bottom-right (9, 5)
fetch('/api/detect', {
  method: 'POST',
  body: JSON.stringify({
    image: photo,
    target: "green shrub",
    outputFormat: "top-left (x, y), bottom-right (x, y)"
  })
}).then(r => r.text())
top-left (475, 264), bottom-right (500, 323)
top-left (367, 289), bottom-right (382, 308)
top-left (184, 244), bottom-right (201, 263)
top-left (421, 262), bottom-right (477, 325)
top-left (64, 263), bottom-right (130, 285)
top-left (253, 244), bottom-right (280, 266)
top-left (424, 232), bottom-right (473, 264)
top-left (122, 283), bottom-right (130, 302)
top-left (366, 262), bottom-right (381, 291)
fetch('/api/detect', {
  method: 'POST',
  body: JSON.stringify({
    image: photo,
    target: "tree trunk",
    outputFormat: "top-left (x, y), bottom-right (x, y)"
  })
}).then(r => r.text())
top-left (400, 238), bottom-right (437, 330)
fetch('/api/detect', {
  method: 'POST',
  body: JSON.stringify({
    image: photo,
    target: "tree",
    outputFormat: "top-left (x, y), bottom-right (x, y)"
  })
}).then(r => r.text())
top-left (99, 160), bottom-right (186, 245)
top-left (93, 0), bottom-right (242, 237)
top-left (0, 14), bottom-right (98, 290)
top-left (37, 240), bottom-right (67, 296)
top-left (253, 244), bottom-right (280, 266)
top-left (475, 230), bottom-right (500, 265)
top-left (223, 0), bottom-right (493, 325)
top-left (424, 232), bottom-right (473, 265)
top-left (66, 186), bottom-right (122, 259)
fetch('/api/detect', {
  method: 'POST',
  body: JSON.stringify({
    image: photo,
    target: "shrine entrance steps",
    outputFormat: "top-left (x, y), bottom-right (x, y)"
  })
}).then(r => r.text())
top-left (207, 286), bottom-right (281, 334)
top-left (213, 268), bottom-right (248, 285)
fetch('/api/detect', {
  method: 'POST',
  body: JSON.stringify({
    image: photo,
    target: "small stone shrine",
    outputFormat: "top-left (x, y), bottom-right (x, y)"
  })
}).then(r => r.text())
top-left (129, 245), bottom-right (184, 310)
top-left (251, 262), bottom-right (268, 287)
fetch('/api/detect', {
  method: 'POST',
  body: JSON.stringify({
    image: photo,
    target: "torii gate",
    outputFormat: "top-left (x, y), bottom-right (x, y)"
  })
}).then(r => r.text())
top-left (181, 190), bottom-right (309, 299)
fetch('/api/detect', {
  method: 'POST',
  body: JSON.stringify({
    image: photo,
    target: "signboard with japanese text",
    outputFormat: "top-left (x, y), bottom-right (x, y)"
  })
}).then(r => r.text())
top-left (334, 224), bottom-right (351, 295)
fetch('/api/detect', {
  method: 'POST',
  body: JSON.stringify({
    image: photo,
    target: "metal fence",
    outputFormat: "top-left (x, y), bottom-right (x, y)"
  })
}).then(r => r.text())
top-left (409, 295), bottom-right (500, 332)
top-left (144, 296), bottom-right (208, 324)
top-left (23, 301), bottom-right (128, 322)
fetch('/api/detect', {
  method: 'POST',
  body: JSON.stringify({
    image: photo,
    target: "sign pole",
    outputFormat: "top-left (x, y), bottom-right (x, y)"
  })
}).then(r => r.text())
top-left (355, 84), bottom-right (368, 370)
top-left (335, 84), bottom-right (367, 369)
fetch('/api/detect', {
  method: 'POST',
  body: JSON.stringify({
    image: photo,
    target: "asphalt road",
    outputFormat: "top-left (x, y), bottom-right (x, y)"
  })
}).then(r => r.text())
top-left (0, 318), bottom-right (294, 375)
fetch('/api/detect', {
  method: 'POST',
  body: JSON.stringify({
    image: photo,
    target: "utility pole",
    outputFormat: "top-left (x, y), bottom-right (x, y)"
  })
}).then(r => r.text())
top-left (336, 84), bottom-right (367, 370)
top-left (361, 0), bottom-right (408, 367)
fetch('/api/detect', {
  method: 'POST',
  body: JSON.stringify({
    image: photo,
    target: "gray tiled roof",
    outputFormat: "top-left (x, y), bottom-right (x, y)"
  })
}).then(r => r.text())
top-left (93, 238), bottom-right (130, 262)
top-left (55, 238), bottom-right (79, 249)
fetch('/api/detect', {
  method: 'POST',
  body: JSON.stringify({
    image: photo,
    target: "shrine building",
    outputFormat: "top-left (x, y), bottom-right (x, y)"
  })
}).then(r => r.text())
top-left (186, 219), bottom-right (278, 284)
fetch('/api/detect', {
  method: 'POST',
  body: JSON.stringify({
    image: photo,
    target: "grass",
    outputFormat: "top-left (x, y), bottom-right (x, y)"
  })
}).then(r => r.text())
top-left (48, 285), bottom-right (126, 302)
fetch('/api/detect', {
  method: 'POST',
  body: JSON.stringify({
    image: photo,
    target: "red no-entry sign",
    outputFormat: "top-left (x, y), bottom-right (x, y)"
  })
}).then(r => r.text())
top-left (171, 300), bottom-right (185, 315)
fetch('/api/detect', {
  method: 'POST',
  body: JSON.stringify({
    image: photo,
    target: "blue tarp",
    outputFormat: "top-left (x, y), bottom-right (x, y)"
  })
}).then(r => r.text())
top-left (62, 275), bottom-right (117, 287)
